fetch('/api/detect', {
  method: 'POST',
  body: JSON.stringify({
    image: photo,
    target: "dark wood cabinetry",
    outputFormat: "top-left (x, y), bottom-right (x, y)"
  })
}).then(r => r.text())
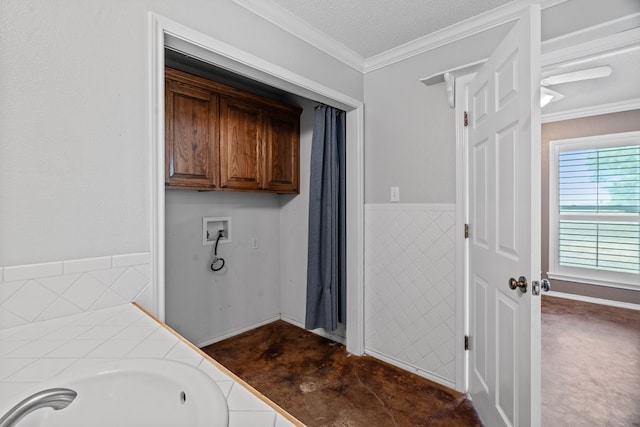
top-left (219, 96), bottom-right (264, 191)
top-left (165, 79), bottom-right (218, 188)
top-left (264, 109), bottom-right (300, 193)
top-left (165, 68), bottom-right (301, 194)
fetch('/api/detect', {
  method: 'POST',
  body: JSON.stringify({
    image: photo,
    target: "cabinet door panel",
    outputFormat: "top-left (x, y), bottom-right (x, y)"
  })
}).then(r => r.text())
top-left (265, 110), bottom-right (300, 193)
top-left (165, 80), bottom-right (218, 188)
top-left (219, 97), bottom-right (263, 190)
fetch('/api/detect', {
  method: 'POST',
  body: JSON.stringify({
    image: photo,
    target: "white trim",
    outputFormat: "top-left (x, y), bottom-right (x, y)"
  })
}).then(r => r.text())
top-left (148, 13), bottom-right (366, 355)
top-left (365, 348), bottom-right (456, 390)
top-left (3, 261), bottom-right (63, 282)
top-left (234, 0), bottom-right (566, 73)
top-left (455, 72), bottom-right (475, 394)
top-left (280, 315), bottom-right (346, 345)
top-left (547, 272), bottom-right (639, 292)
top-left (364, 0), bottom-right (566, 73)
top-left (364, 203), bottom-right (455, 212)
top-left (345, 106), bottom-right (366, 356)
top-left (542, 13), bottom-right (640, 57)
top-left (63, 256), bottom-right (111, 274)
top-left (1, 252), bottom-right (151, 281)
top-left (541, 27), bottom-right (640, 69)
top-left (195, 315), bottom-right (281, 348)
top-left (112, 252), bottom-right (151, 268)
top-left (420, 59), bottom-right (485, 86)
top-left (150, 13), bottom-right (166, 321)
top-left (544, 291), bottom-right (640, 311)
top-left (231, 0), bottom-right (364, 72)
top-left (542, 98), bottom-right (640, 123)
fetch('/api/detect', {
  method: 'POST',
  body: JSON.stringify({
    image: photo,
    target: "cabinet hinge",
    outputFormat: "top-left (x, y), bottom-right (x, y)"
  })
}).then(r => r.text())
top-left (465, 335), bottom-right (470, 351)
top-left (463, 111), bottom-right (469, 127)
top-left (464, 223), bottom-right (469, 239)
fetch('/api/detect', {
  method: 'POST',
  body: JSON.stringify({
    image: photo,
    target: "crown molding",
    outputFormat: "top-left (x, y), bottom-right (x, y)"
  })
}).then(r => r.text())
top-left (364, 0), bottom-right (567, 73)
top-left (542, 12), bottom-right (640, 54)
top-left (542, 98), bottom-right (640, 123)
top-left (540, 25), bottom-right (640, 69)
top-left (232, 0), bottom-right (636, 76)
top-left (541, 26), bottom-right (640, 69)
top-left (231, 0), bottom-right (365, 72)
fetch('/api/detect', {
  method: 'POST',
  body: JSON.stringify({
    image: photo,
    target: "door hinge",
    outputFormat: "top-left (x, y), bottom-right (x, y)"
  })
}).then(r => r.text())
top-left (463, 111), bottom-right (469, 127)
top-left (464, 223), bottom-right (469, 239)
top-left (465, 335), bottom-right (470, 351)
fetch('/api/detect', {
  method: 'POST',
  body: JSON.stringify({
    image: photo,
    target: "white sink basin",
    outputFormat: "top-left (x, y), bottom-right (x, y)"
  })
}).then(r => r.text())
top-left (11, 359), bottom-right (228, 427)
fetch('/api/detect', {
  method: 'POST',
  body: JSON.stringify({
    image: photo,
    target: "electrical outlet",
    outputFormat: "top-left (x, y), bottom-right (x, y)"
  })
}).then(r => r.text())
top-left (390, 186), bottom-right (400, 202)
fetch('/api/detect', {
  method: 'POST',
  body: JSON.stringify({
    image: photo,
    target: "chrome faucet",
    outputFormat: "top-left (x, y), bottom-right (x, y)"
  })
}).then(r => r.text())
top-left (0, 388), bottom-right (77, 427)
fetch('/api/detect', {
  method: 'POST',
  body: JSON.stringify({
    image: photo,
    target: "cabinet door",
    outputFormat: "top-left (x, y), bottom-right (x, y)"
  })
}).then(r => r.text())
top-left (165, 80), bottom-right (218, 188)
top-left (264, 109), bottom-right (300, 194)
top-left (219, 96), bottom-right (264, 191)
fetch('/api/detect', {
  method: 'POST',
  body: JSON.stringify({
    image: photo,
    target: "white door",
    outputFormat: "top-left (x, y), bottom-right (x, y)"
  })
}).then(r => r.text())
top-left (467, 5), bottom-right (542, 427)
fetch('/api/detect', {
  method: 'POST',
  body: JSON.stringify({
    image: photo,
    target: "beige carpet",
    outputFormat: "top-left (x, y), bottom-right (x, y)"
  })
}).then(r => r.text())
top-left (542, 296), bottom-right (640, 427)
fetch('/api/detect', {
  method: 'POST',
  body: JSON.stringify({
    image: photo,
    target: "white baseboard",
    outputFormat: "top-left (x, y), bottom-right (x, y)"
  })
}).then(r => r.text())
top-left (364, 348), bottom-right (456, 391)
top-left (280, 315), bottom-right (346, 345)
top-left (195, 315), bottom-right (281, 348)
top-left (544, 291), bottom-right (640, 311)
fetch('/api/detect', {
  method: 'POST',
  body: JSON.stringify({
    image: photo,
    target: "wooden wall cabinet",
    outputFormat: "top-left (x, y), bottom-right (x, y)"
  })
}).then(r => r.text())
top-left (264, 109), bottom-right (300, 193)
top-left (219, 96), bottom-right (264, 191)
top-left (165, 79), bottom-right (218, 189)
top-left (165, 68), bottom-right (301, 194)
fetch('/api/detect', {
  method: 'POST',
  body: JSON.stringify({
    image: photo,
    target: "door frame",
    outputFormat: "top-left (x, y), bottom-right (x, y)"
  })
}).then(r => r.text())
top-left (148, 13), bottom-right (366, 355)
top-left (454, 72), bottom-right (475, 393)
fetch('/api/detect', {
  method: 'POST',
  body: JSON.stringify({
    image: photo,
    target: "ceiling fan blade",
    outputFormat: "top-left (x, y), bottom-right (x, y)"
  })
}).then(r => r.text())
top-left (541, 65), bottom-right (612, 87)
top-left (540, 87), bottom-right (565, 107)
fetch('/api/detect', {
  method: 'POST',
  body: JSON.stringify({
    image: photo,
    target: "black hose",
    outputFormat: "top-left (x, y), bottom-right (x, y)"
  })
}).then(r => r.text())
top-left (210, 230), bottom-right (225, 272)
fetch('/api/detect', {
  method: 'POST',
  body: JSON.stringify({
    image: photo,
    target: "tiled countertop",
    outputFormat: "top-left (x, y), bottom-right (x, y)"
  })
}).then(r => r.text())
top-left (0, 303), bottom-right (303, 427)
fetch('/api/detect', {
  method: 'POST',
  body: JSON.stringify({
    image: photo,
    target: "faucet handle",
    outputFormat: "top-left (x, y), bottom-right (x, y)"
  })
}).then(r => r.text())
top-left (0, 388), bottom-right (77, 427)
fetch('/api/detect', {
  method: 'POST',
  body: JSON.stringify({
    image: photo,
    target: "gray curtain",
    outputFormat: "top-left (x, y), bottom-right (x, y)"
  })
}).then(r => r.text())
top-left (305, 105), bottom-right (346, 332)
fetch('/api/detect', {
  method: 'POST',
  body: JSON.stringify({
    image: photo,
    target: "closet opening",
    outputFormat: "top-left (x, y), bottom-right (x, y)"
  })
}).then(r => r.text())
top-left (149, 14), bottom-right (365, 355)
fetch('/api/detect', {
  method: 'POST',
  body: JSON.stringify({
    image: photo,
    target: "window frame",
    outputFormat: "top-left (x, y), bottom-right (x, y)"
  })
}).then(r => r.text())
top-left (548, 130), bottom-right (640, 290)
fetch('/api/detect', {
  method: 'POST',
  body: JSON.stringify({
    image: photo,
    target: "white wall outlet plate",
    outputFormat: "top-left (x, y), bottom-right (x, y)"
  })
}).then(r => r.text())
top-left (390, 186), bottom-right (400, 202)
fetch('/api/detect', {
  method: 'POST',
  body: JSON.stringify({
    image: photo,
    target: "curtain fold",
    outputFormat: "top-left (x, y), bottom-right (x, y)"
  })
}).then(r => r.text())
top-left (305, 105), bottom-right (346, 332)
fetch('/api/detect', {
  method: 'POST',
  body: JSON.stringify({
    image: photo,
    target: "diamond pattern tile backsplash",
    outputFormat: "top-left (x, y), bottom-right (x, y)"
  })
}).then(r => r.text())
top-left (365, 204), bottom-right (456, 386)
top-left (0, 253), bottom-right (151, 330)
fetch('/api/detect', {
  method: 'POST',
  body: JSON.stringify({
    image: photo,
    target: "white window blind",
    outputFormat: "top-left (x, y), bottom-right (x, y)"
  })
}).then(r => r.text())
top-left (549, 131), bottom-right (640, 289)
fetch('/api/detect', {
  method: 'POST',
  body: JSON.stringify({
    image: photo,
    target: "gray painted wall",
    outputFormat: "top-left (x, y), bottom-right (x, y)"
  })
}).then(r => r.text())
top-left (0, 0), bottom-right (362, 267)
top-left (363, 24), bottom-right (513, 204)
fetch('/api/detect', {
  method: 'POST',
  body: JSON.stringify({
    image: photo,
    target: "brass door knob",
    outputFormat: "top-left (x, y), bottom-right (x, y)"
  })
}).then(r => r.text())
top-left (509, 276), bottom-right (528, 293)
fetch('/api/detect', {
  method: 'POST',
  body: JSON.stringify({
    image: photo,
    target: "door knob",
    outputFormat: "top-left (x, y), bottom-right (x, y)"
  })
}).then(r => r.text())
top-left (541, 279), bottom-right (551, 292)
top-left (509, 276), bottom-right (527, 293)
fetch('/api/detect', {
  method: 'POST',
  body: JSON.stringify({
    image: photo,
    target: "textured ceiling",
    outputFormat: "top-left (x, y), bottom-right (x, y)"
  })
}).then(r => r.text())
top-left (269, 0), bottom-right (514, 58)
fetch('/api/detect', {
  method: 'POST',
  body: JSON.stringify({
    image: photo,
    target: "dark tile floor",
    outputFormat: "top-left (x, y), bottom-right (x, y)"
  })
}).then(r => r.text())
top-left (202, 321), bottom-right (481, 426)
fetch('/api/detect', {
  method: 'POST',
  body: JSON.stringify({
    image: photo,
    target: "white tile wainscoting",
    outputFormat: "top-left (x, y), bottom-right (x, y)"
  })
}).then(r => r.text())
top-left (0, 304), bottom-right (301, 427)
top-left (0, 253), bottom-right (152, 330)
top-left (365, 203), bottom-right (457, 388)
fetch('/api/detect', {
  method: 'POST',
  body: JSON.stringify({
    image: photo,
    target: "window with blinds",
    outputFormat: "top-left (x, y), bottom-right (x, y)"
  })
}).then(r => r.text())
top-left (549, 131), bottom-right (640, 288)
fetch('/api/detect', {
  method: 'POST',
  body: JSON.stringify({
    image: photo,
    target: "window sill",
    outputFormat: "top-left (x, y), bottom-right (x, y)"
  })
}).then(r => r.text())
top-left (547, 271), bottom-right (640, 292)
